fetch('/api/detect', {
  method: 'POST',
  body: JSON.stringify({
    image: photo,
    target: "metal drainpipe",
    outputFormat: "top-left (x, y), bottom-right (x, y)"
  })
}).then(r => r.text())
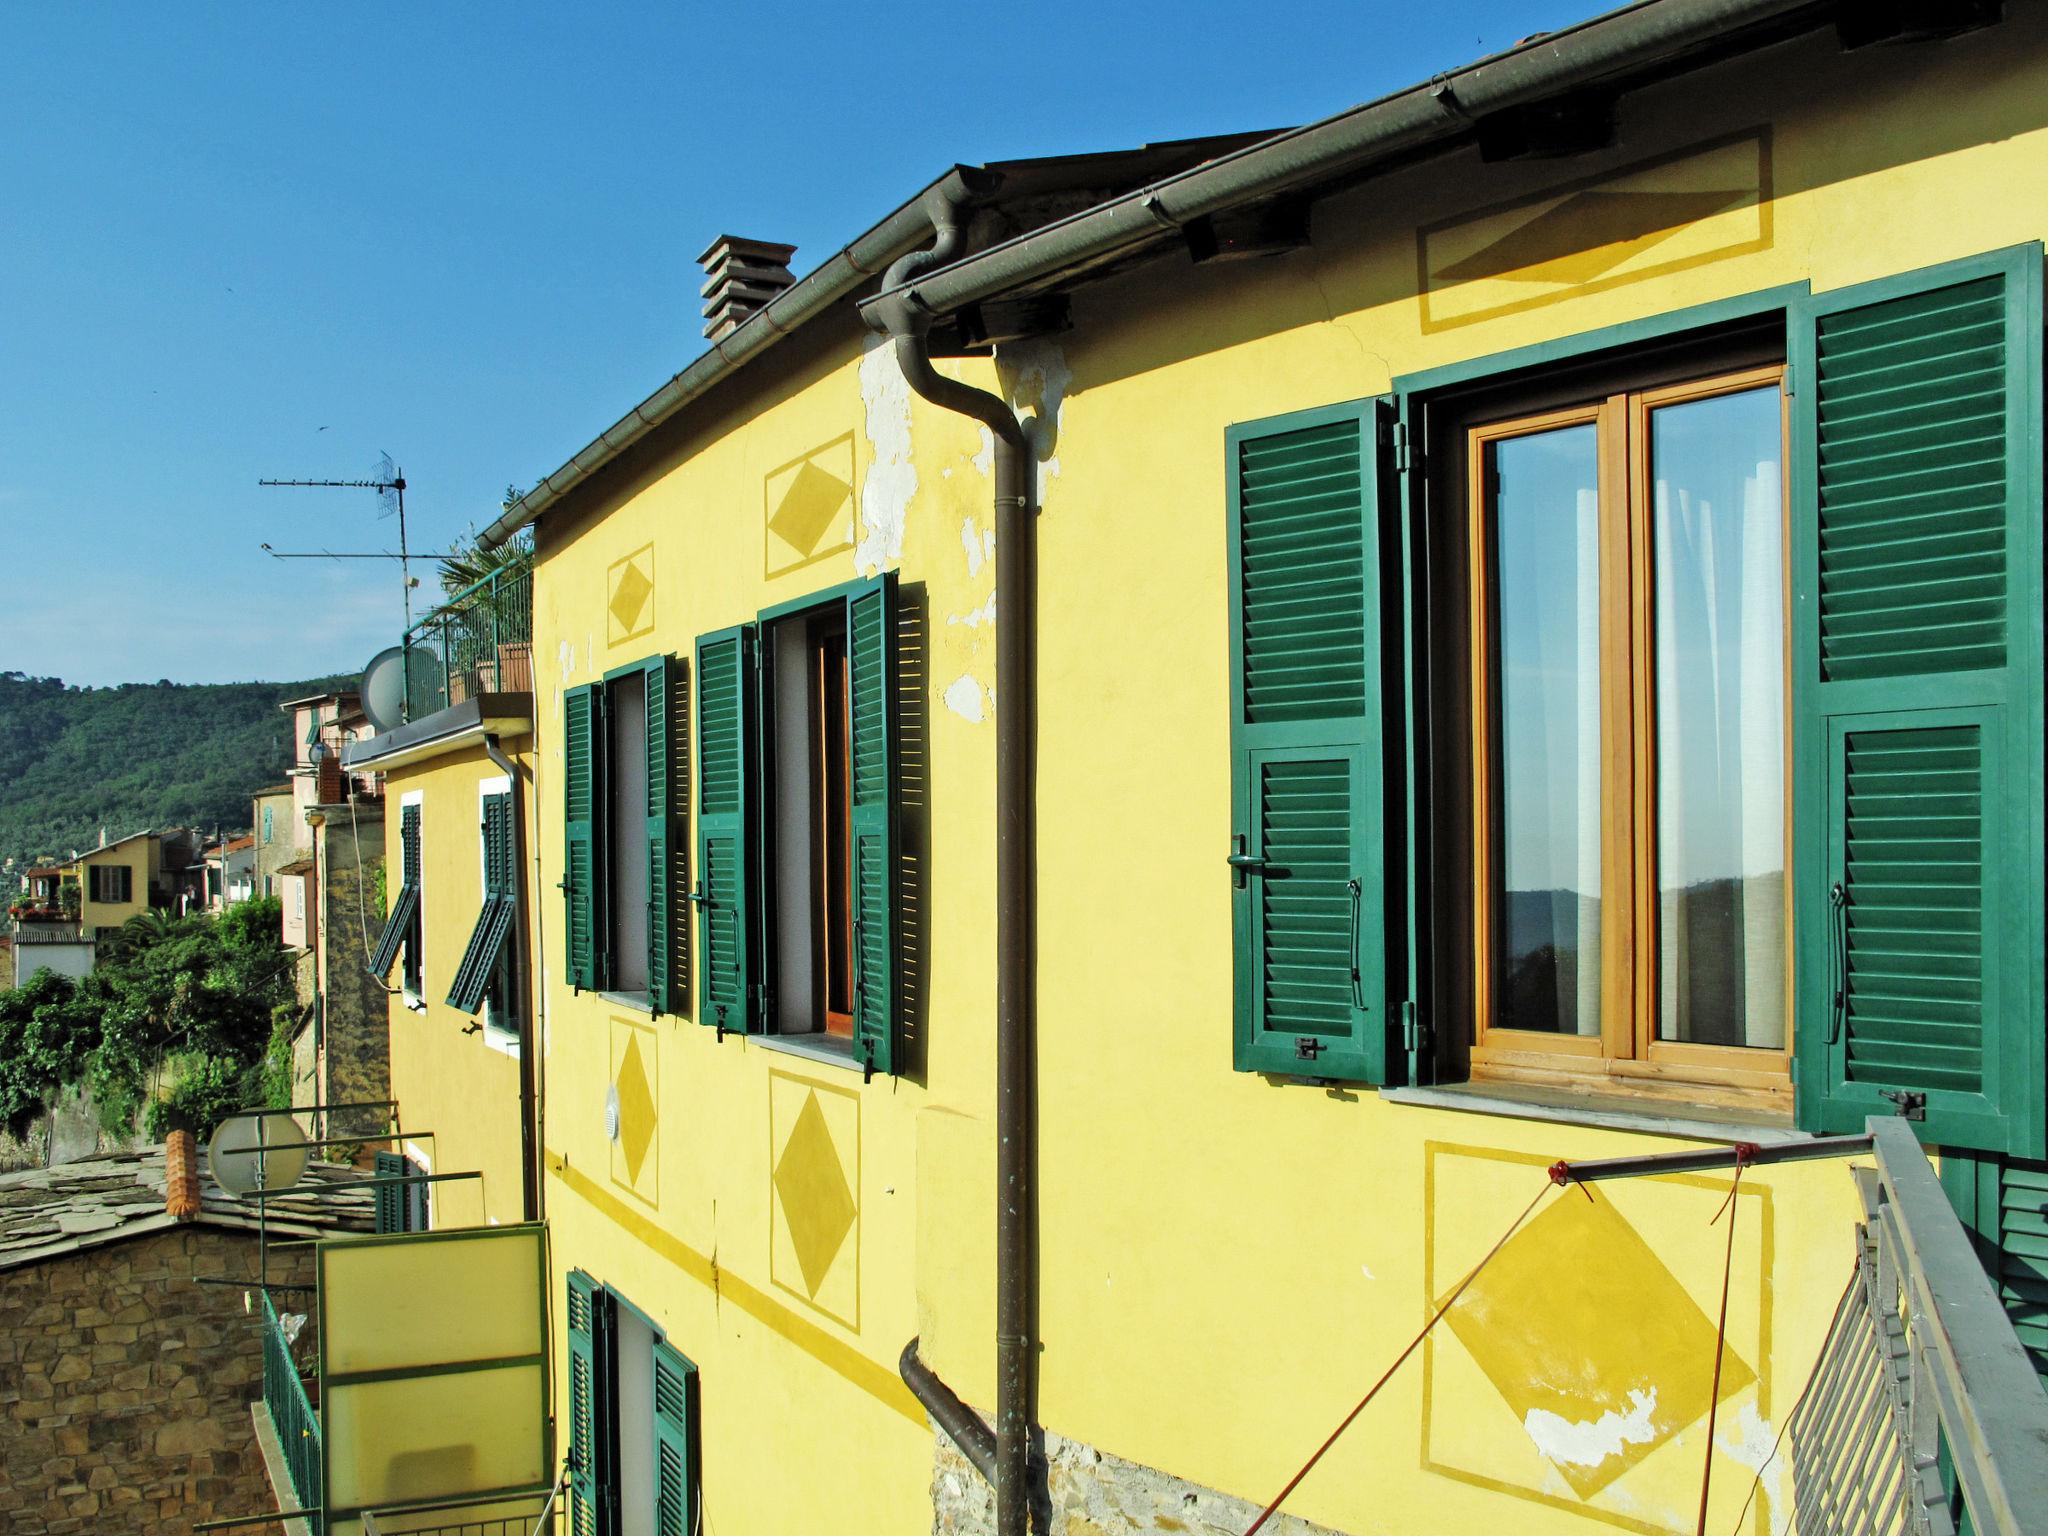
top-left (484, 732), bottom-right (541, 1224)
top-left (874, 189), bottom-right (1037, 1536)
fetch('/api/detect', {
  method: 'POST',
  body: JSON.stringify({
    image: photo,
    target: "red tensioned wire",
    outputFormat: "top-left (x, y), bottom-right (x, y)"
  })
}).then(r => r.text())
top-left (1696, 1145), bottom-right (1755, 1536)
top-left (1241, 1176), bottom-right (1557, 1536)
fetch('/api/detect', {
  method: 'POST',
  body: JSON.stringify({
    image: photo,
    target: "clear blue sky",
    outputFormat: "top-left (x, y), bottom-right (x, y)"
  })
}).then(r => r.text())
top-left (0, 1), bottom-right (1577, 687)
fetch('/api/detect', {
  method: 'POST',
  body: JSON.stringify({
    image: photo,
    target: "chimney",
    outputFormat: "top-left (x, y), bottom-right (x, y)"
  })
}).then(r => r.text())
top-left (165, 1128), bottom-right (202, 1221)
top-left (697, 236), bottom-right (798, 341)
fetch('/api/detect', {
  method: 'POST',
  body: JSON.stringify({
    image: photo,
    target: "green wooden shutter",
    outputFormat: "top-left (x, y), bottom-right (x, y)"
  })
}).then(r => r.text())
top-left (696, 626), bottom-right (757, 1033)
top-left (1942, 1153), bottom-right (2048, 1385)
top-left (1227, 400), bottom-right (1390, 1081)
top-left (373, 1149), bottom-right (407, 1234)
top-left (564, 685), bottom-right (601, 993)
top-left (847, 573), bottom-right (899, 1076)
top-left (644, 656), bottom-right (678, 1016)
top-left (370, 806), bottom-right (422, 980)
top-left (1791, 244), bottom-right (2044, 1156)
top-left (651, 1338), bottom-right (698, 1536)
top-left (447, 794), bottom-right (515, 1014)
top-left (566, 1271), bottom-right (612, 1536)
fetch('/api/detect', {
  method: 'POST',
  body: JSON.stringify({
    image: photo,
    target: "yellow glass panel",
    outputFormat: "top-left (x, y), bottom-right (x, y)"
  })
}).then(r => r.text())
top-left (324, 1362), bottom-right (547, 1513)
top-left (321, 1226), bottom-right (544, 1374)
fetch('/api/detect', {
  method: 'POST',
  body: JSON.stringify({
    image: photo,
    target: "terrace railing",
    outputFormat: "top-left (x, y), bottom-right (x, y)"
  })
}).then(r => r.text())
top-left (261, 1288), bottom-right (323, 1515)
top-left (1785, 1117), bottom-right (2048, 1536)
top-left (358, 1486), bottom-right (558, 1536)
top-left (401, 564), bottom-right (533, 724)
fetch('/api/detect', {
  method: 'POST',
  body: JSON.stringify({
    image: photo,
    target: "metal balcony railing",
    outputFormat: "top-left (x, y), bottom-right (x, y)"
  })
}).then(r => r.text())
top-left (1784, 1118), bottom-right (2048, 1536)
top-left (261, 1288), bottom-right (323, 1514)
top-left (402, 564), bottom-right (533, 724)
top-left (359, 1485), bottom-right (558, 1536)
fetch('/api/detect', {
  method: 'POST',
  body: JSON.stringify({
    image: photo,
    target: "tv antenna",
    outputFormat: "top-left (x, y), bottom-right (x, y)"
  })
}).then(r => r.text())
top-left (260, 453), bottom-right (436, 631)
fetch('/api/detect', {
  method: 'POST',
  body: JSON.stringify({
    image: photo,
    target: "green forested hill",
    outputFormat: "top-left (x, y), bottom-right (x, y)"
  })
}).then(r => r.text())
top-left (0, 671), bottom-right (349, 870)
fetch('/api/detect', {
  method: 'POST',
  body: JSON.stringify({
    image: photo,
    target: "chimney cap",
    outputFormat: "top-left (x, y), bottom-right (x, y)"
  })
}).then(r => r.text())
top-left (694, 234), bottom-right (798, 268)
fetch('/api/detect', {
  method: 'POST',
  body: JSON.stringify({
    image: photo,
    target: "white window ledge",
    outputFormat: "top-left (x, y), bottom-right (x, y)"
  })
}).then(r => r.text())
top-left (752, 1032), bottom-right (862, 1073)
top-left (1379, 1081), bottom-right (1813, 1146)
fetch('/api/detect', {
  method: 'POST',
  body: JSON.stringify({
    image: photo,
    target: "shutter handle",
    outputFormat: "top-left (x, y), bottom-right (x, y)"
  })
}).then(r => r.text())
top-left (1347, 878), bottom-right (1364, 1009)
top-left (1227, 834), bottom-right (1267, 889)
top-left (1827, 881), bottom-right (1848, 1045)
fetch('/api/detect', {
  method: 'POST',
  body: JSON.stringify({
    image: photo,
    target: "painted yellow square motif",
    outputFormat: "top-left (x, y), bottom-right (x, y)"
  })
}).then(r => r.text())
top-left (1420, 130), bottom-right (1770, 330)
top-left (607, 544), bottom-right (656, 646)
top-left (1422, 1145), bottom-right (1773, 1534)
top-left (607, 1016), bottom-right (657, 1205)
top-left (763, 434), bottom-right (855, 578)
top-left (767, 1069), bottom-right (860, 1327)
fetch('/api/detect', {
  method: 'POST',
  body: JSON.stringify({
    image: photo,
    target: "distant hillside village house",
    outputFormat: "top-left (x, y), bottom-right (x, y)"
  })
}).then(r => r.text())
top-left (101, 5), bottom-right (2048, 1534)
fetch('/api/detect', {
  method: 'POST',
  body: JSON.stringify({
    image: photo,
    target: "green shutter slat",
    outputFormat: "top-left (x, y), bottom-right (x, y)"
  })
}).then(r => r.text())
top-left (1793, 244), bottom-right (2045, 1158)
top-left (1237, 418), bottom-right (1370, 724)
top-left (1229, 400), bottom-right (1390, 1083)
top-left (373, 1150), bottom-right (405, 1234)
top-left (1815, 273), bottom-right (2009, 683)
top-left (696, 628), bottom-right (756, 1031)
top-left (848, 575), bottom-right (898, 1075)
top-left (368, 882), bottom-right (418, 979)
top-left (566, 1272), bottom-right (608, 1536)
top-left (645, 655), bottom-right (676, 1016)
top-left (651, 1340), bottom-right (698, 1536)
top-left (564, 686), bottom-right (599, 992)
top-left (447, 897), bottom-right (515, 1014)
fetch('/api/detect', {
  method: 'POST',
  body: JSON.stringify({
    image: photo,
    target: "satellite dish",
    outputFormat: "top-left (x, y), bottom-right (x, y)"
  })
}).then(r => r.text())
top-left (207, 1113), bottom-right (311, 1199)
top-left (360, 646), bottom-right (408, 734)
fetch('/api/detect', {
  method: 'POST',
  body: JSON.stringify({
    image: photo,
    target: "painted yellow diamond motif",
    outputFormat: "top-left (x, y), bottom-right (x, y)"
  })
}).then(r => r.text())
top-left (614, 1035), bottom-right (655, 1185)
top-left (767, 459), bottom-right (853, 562)
top-left (772, 1089), bottom-right (856, 1298)
top-left (609, 558), bottom-right (653, 637)
top-left (1444, 1186), bottom-right (1755, 1499)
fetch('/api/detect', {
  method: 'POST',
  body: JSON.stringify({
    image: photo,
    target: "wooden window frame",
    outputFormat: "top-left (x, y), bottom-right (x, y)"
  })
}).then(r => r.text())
top-left (1466, 364), bottom-right (1792, 1105)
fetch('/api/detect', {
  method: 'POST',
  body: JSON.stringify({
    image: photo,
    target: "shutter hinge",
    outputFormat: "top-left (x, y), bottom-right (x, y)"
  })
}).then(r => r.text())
top-left (1782, 359), bottom-right (1796, 399)
top-left (1402, 999), bottom-right (1419, 1054)
top-left (1393, 421), bottom-right (1414, 475)
top-left (1880, 1089), bottom-right (1927, 1122)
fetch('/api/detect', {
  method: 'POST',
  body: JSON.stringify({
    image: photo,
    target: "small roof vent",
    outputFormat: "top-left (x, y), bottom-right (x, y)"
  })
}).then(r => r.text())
top-left (698, 235), bottom-right (798, 342)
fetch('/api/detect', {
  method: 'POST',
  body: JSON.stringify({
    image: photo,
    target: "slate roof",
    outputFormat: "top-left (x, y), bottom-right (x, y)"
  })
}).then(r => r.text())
top-left (0, 1146), bottom-right (375, 1271)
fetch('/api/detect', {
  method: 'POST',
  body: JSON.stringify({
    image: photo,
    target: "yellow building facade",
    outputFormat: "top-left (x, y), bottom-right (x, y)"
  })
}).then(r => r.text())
top-left (71, 830), bottom-right (159, 940)
top-left (358, 8), bottom-right (2048, 1535)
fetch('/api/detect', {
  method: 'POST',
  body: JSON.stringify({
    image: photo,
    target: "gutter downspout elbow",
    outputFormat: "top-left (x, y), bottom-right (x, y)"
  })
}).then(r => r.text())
top-left (899, 1338), bottom-right (998, 1486)
top-left (872, 193), bottom-right (1036, 1536)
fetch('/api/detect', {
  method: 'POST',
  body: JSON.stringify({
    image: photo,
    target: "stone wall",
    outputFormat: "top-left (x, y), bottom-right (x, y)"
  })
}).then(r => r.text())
top-left (317, 807), bottom-right (390, 1140)
top-left (931, 1423), bottom-right (1351, 1536)
top-left (0, 1227), bottom-right (313, 1534)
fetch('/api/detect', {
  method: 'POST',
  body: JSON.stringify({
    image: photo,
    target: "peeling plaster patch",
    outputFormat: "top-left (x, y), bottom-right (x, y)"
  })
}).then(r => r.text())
top-left (949, 594), bottom-right (996, 629)
top-left (971, 425), bottom-right (994, 477)
top-left (961, 518), bottom-right (985, 577)
top-left (1000, 338), bottom-right (1072, 479)
top-left (858, 336), bottom-right (915, 574)
top-left (1523, 1387), bottom-right (1661, 1470)
top-left (944, 675), bottom-right (985, 724)
top-left (941, 466), bottom-right (954, 480)
top-left (557, 640), bottom-right (575, 685)
top-left (1359, 1264), bottom-right (1375, 1280)
top-left (1719, 1400), bottom-right (1789, 1536)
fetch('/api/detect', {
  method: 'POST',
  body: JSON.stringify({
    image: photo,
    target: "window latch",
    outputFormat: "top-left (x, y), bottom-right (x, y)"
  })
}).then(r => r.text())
top-left (1880, 1089), bottom-right (1926, 1122)
top-left (1294, 1037), bottom-right (1324, 1062)
top-left (1227, 834), bottom-right (1267, 889)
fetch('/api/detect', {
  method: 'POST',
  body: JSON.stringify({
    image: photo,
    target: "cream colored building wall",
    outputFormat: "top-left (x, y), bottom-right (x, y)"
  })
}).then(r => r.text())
top-left (75, 838), bottom-right (154, 936)
top-left (382, 743), bottom-right (530, 1231)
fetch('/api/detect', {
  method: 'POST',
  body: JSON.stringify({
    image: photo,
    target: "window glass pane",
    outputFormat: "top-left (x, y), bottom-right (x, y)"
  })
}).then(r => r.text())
top-left (1493, 422), bottom-right (1602, 1036)
top-left (1651, 385), bottom-right (1785, 1048)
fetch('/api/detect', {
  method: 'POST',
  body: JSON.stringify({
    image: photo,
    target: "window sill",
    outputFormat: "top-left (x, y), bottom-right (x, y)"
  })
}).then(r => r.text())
top-left (403, 992), bottom-right (426, 1015)
top-left (597, 991), bottom-right (654, 1016)
top-left (1378, 1080), bottom-right (1810, 1146)
top-left (753, 1032), bottom-right (863, 1073)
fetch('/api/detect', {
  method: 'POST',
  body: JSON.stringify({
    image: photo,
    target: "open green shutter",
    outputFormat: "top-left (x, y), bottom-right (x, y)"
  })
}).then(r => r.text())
top-left (373, 1149), bottom-right (406, 1234)
top-left (565, 685), bottom-right (600, 993)
top-left (651, 1338), bottom-right (698, 1536)
top-left (847, 573), bottom-right (899, 1076)
top-left (447, 794), bottom-right (516, 1014)
top-left (1227, 399), bottom-right (1390, 1082)
top-left (1943, 1152), bottom-right (2048, 1386)
top-left (644, 655), bottom-right (678, 1016)
top-left (566, 1271), bottom-right (611, 1536)
top-left (369, 806), bottom-right (422, 979)
top-left (696, 626), bottom-right (757, 1033)
top-left (1791, 243), bottom-right (2044, 1157)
